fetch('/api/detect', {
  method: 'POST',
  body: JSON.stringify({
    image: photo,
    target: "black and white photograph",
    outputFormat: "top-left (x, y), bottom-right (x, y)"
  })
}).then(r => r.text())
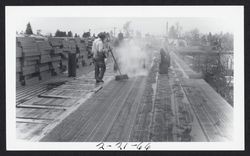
top-left (5, 6), bottom-right (244, 150)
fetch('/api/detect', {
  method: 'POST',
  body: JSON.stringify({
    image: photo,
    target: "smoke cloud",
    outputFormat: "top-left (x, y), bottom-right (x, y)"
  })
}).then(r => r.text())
top-left (114, 38), bottom-right (151, 77)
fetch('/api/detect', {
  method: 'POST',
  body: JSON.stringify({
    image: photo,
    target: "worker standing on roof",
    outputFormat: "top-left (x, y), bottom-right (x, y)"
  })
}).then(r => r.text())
top-left (112, 32), bottom-right (124, 72)
top-left (92, 32), bottom-right (108, 83)
top-left (159, 37), bottom-right (171, 75)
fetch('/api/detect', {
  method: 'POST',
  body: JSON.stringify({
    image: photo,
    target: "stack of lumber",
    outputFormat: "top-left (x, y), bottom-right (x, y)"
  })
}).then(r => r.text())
top-left (74, 37), bottom-right (89, 67)
top-left (36, 41), bottom-right (53, 80)
top-left (51, 54), bottom-right (61, 74)
top-left (17, 37), bottom-right (40, 86)
top-left (48, 38), bottom-right (65, 72)
top-left (48, 37), bottom-right (64, 55)
top-left (16, 46), bottom-right (22, 87)
top-left (48, 37), bottom-right (63, 47)
top-left (59, 39), bottom-right (76, 70)
top-left (86, 38), bottom-right (94, 66)
top-left (62, 39), bottom-right (76, 53)
top-left (34, 37), bottom-right (46, 42)
top-left (48, 37), bottom-right (64, 57)
top-left (16, 36), bottom-right (95, 87)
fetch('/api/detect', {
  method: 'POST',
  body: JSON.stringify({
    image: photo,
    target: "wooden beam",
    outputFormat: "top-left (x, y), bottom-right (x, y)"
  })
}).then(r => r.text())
top-left (38, 94), bottom-right (78, 99)
top-left (17, 104), bottom-right (67, 110)
top-left (16, 117), bottom-right (52, 124)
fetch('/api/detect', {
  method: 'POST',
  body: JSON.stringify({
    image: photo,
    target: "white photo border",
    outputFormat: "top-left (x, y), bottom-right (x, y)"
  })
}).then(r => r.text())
top-left (5, 6), bottom-right (244, 151)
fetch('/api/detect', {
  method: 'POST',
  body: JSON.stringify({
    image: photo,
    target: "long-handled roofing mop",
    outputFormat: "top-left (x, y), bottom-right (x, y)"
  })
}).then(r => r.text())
top-left (109, 48), bottom-right (129, 81)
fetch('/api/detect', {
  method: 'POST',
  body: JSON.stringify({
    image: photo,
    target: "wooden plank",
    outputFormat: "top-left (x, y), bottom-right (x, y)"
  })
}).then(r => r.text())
top-left (17, 37), bottom-right (35, 43)
top-left (197, 79), bottom-right (233, 114)
top-left (51, 88), bottom-right (88, 93)
top-left (22, 65), bottom-right (38, 75)
top-left (171, 52), bottom-right (202, 79)
top-left (129, 60), bottom-right (158, 142)
top-left (85, 79), bottom-right (137, 141)
top-left (16, 60), bottom-right (113, 141)
top-left (181, 80), bottom-right (229, 141)
top-left (72, 81), bottom-right (132, 142)
top-left (37, 41), bottom-right (52, 51)
top-left (16, 122), bottom-right (48, 140)
top-left (24, 76), bottom-right (40, 86)
top-left (53, 48), bottom-right (63, 54)
top-left (23, 60), bottom-right (38, 66)
top-left (23, 52), bottom-right (40, 57)
top-left (150, 74), bottom-right (174, 141)
top-left (16, 107), bottom-right (65, 120)
top-left (16, 81), bottom-right (22, 87)
top-left (17, 104), bottom-right (67, 110)
top-left (51, 55), bottom-right (61, 62)
top-left (40, 80), bottom-right (126, 141)
top-left (16, 89), bottom-right (48, 105)
top-left (22, 47), bottom-right (39, 53)
top-left (40, 71), bottom-right (52, 81)
top-left (170, 75), bottom-right (208, 142)
top-left (194, 79), bottom-right (233, 140)
top-left (58, 85), bottom-right (95, 91)
top-left (16, 46), bottom-right (22, 58)
top-left (48, 38), bottom-right (63, 47)
top-left (104, 77), bottom-right (146, 141)
top-left (23, 55), bottom-right (40, 61)
top-left (32, 98), bottom-right (79, 107)
top-left (40, 54), bottom-right (52, 63)
top-left (17, 117), bottom-right (52, 124)
top-left (17, 85), bottom-right (47, 99)
top-left (39, 63), bottom-right (50, 71)
top-left (38, 94), bottom-right (78, 99)
top-left (16, 65), bottom-right (22, 73)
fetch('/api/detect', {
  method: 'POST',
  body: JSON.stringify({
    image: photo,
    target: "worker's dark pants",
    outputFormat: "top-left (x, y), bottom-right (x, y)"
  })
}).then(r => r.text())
top-left (113, 62), bottom-right (118, 72)
top-left (94, 59), bottom-right (106, 81)
top-left (113, 52), bottom-right (119, 72)
top-left (159, 49), bottom-right (170, 75)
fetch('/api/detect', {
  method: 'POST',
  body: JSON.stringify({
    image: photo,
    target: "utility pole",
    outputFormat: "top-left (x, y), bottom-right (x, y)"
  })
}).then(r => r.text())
top-left (166, 22), bottom-right (168, 37)
top-left (113, 27), bottom-right (117, 37)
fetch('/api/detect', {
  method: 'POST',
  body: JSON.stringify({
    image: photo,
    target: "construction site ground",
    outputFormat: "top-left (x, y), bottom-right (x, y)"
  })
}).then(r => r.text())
top-left (16, 51), bottom-right (233, 142)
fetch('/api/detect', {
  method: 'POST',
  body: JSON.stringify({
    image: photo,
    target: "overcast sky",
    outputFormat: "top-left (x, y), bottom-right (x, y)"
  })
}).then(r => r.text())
top-left (16, 17), bottom-right (235, 36)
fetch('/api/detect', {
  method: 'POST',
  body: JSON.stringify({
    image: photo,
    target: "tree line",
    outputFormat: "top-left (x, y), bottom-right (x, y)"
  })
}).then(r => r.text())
top-left (22, 22), bottom-right (93, 38)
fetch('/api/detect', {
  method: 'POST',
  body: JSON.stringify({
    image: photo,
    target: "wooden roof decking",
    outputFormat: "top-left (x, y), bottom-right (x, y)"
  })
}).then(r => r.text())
top-left (181, 78), bottom-right (233, 141)
top-left (16, 63), bottom-right (113, 141)
top-left (16, 51), bottom-right (233, 142)
top-left (16, 64), bottom-right (94, 105)
top-left (171, 51), bottom-right (233, 141)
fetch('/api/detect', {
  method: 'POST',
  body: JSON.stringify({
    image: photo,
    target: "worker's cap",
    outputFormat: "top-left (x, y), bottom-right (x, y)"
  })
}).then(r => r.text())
top-left (118, 33), bottom-right (124, 40)
top-left (98, 32), bottom-right (106, 40)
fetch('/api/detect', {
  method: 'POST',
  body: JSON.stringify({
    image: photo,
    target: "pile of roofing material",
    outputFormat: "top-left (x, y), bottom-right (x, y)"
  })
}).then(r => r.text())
top-left (48, 37), bottom-right (64, 47)
top-left (16, 36), bottom-right (94, 86)
top-left (36, 40), bottom-right (60, 81)
top-left (16, 37), bottom-right (64, 86)
top-left (74, 37), bottom-right (92, 67)
top-left (83, 37), bottom-right (94, 66)
top-left (17, 37), bottom-right (40, 86)
top-left (48, 37), bottom-right (66, 71)
top-left (61, 39), bottom-right (76, 70)
top-left (48, 37), bottom-right (92, 70)
top-left (48, 37), bottom-right (64, 57)
top-left (16, 46), bottom-right (22, 87)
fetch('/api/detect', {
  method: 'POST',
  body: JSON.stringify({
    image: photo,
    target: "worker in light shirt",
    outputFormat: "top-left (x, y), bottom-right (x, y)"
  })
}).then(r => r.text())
top-left (92, 32), bottom-right (108, 83)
